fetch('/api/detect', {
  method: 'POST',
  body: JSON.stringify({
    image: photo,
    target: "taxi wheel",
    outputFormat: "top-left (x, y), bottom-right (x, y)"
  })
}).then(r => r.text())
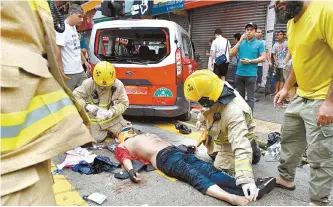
top-left (179, 110), bottom-right (191, 121)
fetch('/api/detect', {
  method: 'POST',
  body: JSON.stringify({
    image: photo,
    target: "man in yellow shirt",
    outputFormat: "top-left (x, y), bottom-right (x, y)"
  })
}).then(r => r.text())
top-left (274, 1), bottom-right (333, 205)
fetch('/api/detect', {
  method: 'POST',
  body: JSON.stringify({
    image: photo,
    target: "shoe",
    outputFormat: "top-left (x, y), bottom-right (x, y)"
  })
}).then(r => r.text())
top-left (251, 139), bottom-right (261, 164)
top-left (256, 177), bottom-right (276, 200)
top-left (174, 123), bottom-right (192, 134)
top-left (275, 183), bottom-right (296, 191)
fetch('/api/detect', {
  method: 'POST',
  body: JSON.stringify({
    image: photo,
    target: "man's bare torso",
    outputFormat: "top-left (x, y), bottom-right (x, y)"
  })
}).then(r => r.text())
top-left (123, 133), bottom-right (171, 168)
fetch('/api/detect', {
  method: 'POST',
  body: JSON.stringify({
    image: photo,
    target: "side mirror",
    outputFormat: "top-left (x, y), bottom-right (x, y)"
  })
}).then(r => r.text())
top-left (195, 53), bottom-right (200, 62)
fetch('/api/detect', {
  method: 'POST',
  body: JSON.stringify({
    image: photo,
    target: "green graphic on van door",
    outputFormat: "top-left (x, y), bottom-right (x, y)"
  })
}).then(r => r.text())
top-left (154, 88), bottom-right (173, 97)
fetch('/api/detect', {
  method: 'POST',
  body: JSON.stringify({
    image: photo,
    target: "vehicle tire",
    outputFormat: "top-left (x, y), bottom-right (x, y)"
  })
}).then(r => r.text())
top-left (179, 110), bottom-right (191, 121)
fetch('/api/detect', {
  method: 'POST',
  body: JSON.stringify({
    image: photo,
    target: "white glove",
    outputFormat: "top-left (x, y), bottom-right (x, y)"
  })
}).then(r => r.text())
top-left (241, 183), bottom-right (259, 201)
top-left (196, 121), bottom-right (201, 130)
top-left (96, 109), bottom-right (109, 120)
top-left (86, 104), bottom-right (99, 113)
top-left (105, 110), bottom-right (114, 119)
top-left (96, 109), bottom-right (114, 120)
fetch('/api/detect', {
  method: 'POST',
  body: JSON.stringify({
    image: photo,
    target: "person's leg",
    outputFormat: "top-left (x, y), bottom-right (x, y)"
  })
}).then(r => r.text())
top-left (301, 99), bottom-right (333, 205)
top-left (245, 76), bottom-right (256, 112)
top-left (277, 96), bottom-right (307, 186)
top-left (65, 73), bottom-right (78, 91)
top-left (213, 64), bottom-right (220, 77)
top-left (77, 71), bottom-right (88, 88)
top-left (220, 63), bottom-right (229, 80)
top-left (283, 67), bottom-right (292, 101)
top-left (184, 154), bottom-right (238, 190)
top-left (279, 68), bottom-right (284, 91)
top-left (274, 67), bottom-right (281, 94)
top-left (90, 123), bottom-right (108, 143)
top-left (163, 152), bottom-right (248, 205)
top-left (236, 75), bottom-right (246, 99)
top-left (257, 66), bottom-right (263, 87)
top-left (206, 185), bottom-right (250, 206)
top-left (232, 64), bottom-right (237, 87)
top-left (106, 116), bottom-right (132, 139)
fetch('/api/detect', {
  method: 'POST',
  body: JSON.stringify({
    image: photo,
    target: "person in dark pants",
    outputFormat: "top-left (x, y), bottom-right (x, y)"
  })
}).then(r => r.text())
top-left (229, 23), bottom-right (266, 112)
top-left (255, 28), bottom-right (272, 87)
top-left (114, 130), bottom-right (276, 206)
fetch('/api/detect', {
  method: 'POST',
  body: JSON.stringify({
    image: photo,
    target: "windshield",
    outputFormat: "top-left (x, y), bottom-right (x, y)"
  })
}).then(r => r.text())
top-left (95, 28), bottom-right (169, 64)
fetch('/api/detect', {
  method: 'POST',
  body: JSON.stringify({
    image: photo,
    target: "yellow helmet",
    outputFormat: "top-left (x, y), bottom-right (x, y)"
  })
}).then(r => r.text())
top-left (93, 61), bottom-right (116, 87)
top-left (118, 127), bottom-right (137, 143)
top-left (184, 70), bottom-right (224, 107)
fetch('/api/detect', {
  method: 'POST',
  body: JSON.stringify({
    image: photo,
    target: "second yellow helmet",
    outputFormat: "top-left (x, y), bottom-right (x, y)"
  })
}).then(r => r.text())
top-left (93, 61), bottom-right (116, 87)
top-left (184, 70), bottom-right (224, 104)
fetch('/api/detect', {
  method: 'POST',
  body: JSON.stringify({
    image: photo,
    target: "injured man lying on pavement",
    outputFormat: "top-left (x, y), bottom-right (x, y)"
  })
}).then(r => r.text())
top-left (114, 127), bottom-right (276, 206)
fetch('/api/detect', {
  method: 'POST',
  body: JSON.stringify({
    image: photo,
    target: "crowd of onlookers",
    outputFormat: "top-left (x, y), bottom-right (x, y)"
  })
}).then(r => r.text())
top-left (207, 24), bottom-right (296, 111)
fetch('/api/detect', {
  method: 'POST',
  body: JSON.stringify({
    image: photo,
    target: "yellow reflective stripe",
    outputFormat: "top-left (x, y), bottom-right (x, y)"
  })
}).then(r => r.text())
top-left (235, 159), bottom-right (250, 165)
top-left (1, 90), bottom-right (78, 152)
top-left (235, 166), bottom-right (253, 172)
top-left (246, 134), bottom-right (254, 141)
top-left (1, 90), bottom-right (69, 127)
top-left (214, 139), bottom-right (222, 145)
top-left (29, 0), bottom-right (51, 12)
top-left (89, 115), bottom-right (119, 125)
top-left (29, 0), bottom-right (37, 11)
top-left (235, 159), bottom-right (252, 172)
top-left (1, 105), bottom-right (78, 152)
top-left (99, 104), bottom-right (108, 108)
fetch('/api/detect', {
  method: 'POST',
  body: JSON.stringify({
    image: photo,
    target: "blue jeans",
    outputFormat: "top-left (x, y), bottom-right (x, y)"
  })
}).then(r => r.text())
top-left (156, 146), bottom-right (244, 195)
top-left (235, 75), bottom-right (256, 112)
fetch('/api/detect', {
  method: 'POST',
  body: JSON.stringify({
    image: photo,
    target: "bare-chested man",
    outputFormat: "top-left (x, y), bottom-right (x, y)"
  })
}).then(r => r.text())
top-left (114, 127), bottom-right (275, 206)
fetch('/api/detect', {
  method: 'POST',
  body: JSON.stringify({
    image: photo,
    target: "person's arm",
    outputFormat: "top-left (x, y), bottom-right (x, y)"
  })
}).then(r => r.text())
top-left (266, 50), bottom-right (272, 66)
top-left (317, 79), bottom-right (333, 126)
top-left (114, 144), bottom-right (142, 183)
top-left (225, 108), bottom-right (257, 201)
top-left (317, 5), bottom-right (333, 126)
top-left (56, 30), bottom-right (66, 72)
top-left (72, 79), bottom-right (91, 108)
top-left (230, 33), bottom-right (246, 57)
top-left (81, 51), bottom-right (91, 72)
top-left (248, 52), bottom-right (266, 64)
top-left (226, 110), bottom-right (254, 185)
top-left (274, 65), bottom-right (297, 107)
top-left (244, 41), bottom-right (266, 64)
top-left (57, 46), bottom-right (64, 71)
top-left (284, 51), bottom-right (291, 66)
top-left (271, 44), bottom-right (278, 66)
top-left (210, 41), bottom-right (216, 67)
top-left (109, 81), bottom-right (130, 118)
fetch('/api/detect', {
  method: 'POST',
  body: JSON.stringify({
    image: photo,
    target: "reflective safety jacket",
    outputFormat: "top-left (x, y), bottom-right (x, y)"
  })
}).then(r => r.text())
top-left (199, 84), bottom-right (256, 186)
top-left (73, 78), bottom-right (129, 130)
top-left (1, 0), bottom-right (94, 197)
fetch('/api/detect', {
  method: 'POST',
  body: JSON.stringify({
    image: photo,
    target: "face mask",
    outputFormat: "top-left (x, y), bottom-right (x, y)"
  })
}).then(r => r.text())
top-left (275, 1), bottom-right (304, 24)
top-left (198, 97), bottom-right (215, 108)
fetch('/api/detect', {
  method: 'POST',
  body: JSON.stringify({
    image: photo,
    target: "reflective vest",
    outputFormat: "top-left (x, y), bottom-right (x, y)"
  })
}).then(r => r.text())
top-left (1, 90), bottom-right (79, 153)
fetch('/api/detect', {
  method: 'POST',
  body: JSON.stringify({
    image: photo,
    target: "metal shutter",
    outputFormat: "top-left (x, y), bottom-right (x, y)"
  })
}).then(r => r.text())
top-left (156, 13), bottom-right (189, 32)
top-left (191, 1), bottom-right (268, 81)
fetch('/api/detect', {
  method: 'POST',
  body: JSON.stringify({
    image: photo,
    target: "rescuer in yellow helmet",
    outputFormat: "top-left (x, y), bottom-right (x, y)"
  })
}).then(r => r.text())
top-left (1, 1), bottom-right (95, 205)
top-left (184, 70), bottom-right (264, 202)
top-left (74, 61), bottom-right (131, 142)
